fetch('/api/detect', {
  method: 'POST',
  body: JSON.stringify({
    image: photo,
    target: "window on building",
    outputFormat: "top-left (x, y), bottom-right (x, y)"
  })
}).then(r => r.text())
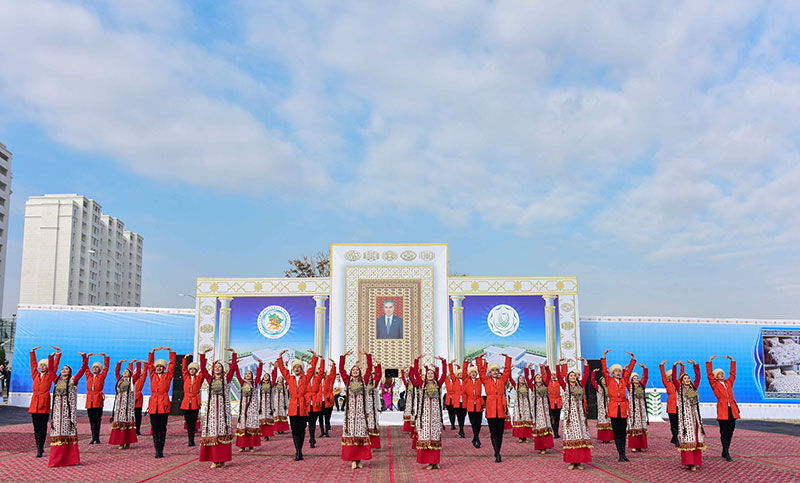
top-left (0, 166), bottom-right (7, 176)
top-left (0, 152), bottom-right (8, 161)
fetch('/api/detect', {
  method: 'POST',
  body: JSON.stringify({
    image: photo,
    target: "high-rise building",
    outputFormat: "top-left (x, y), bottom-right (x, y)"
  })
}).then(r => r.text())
top-left (20, 194), bottom-right (142, 306)
top-left (0, 142), bottom-right (11, 315)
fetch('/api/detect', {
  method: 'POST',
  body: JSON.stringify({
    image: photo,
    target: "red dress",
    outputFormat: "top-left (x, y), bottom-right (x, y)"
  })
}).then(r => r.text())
top-left (627, 368), bottom-right (649, 450)
top-left (234, 362), bottom-right (264, 449)
top-left (527, 366), bottom-right (554, 449)
top-left (108, 361), bottom-right (139, 445)
top-left (412, 359), bottom-right (447, 465)
top-left (49, 354), bottom-right (88, 467)
top-left (339, 355), bottom-right (373, 462)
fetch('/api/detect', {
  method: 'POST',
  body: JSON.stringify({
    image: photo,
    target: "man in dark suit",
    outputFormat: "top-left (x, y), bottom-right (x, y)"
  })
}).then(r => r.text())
top-left (376, 299), bottom-right (404, 339)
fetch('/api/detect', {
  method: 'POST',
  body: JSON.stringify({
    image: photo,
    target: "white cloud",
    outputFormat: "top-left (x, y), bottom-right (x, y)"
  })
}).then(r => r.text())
top-left (1, 0), bottom-right (799, 262)
top-left (0, 0), bottom-right (329, 193)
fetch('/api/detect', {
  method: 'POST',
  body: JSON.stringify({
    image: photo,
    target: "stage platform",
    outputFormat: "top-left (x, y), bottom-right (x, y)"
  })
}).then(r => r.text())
top-left (0, 412), bottom-right (798, 482)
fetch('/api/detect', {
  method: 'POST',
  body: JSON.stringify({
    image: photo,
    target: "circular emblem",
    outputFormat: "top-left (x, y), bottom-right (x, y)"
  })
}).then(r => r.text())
top-left (487, 304), bottom-right (520, 337)
top-left (201, 305), bottom-right (214, 315)
top-left (257, 305), bottom-right (292, 339)
top-left (560, 320), bottom-right (575, 331)
top-left (419, 250), bottom-right (435, 261)
top-left (382, 250), bottom-right (398, 261)
top-left (364, 250), bottom-right (379, 261)
top-left (200, 324), bottom-right (214, 334)
top-left (562, 340), bottom-right (574, 350)
top-left (560, 302), bottom-right (573, 313)
top-left (400, 250), bottom-right (416, 261)
top-left (344, 250), bottom-right (361, 261)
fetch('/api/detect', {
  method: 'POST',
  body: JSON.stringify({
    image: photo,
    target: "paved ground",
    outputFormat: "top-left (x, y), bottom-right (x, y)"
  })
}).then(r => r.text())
top-left (0, 407), bottom-right (798, 482)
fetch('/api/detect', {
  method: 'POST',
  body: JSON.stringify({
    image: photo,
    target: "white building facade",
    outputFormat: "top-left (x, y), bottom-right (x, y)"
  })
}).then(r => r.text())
top-left (0, 142), bottom-right (11, 315)
top-left (20, 194), bottom-right (142, 306)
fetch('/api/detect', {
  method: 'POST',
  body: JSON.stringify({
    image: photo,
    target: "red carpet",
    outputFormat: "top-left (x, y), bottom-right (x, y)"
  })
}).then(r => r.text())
top-left (0, 417), bottom-right (798, 482)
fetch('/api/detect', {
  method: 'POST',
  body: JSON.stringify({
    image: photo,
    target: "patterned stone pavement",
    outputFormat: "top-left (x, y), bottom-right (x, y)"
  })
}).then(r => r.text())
top-left (0, 415), bottom-right (797, 482)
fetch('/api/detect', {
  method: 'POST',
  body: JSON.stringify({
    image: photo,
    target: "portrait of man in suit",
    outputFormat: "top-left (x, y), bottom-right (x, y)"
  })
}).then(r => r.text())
top-left (376, 299), bottom-right (404, 339)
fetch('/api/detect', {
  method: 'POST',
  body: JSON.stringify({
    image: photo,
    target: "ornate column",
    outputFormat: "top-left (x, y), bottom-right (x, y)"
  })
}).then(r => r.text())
top-left (314, 296), bottom-right (329, 357)
top-left (543, 295), bottom-right (558, 368)
top-left (217, 297), bottom-right (233, 363)
top-left (451, 296), bottom-right (465, 362)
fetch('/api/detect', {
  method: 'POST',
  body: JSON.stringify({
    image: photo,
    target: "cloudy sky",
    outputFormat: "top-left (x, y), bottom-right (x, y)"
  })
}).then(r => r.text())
top-left (0, 0), bottom-right (798, 319)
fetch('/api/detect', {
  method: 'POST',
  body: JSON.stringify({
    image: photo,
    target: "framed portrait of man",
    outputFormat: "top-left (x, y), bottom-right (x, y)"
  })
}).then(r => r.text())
top-left (376, 298), bottom-right (404, 339)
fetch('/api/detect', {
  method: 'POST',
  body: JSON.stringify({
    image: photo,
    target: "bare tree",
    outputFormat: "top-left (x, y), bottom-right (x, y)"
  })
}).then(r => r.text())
top-left (285, 251), bottom-right (330, 278)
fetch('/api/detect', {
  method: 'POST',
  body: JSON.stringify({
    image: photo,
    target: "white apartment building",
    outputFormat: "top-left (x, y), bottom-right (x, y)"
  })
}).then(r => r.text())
top-left (20, 194), bottom-right (142, 306)
top-left (0, 142), bottom-right (10, 315)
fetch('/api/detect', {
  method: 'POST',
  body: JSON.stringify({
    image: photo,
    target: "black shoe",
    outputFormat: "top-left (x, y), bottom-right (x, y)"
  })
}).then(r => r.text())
top-left (459, 430), bottom-right (465, 438)
top-left (618, 456), bottom-right (625, 462)
top-left (295, 453), bottom-right (304, 461)
top-left (309, 440), bottom-right (316, 448)
top-left (495, 455), bottom-right (502, 463)
top-left (188, 440), bottom-right (195, 447)
top-left (623, 456), bottom-right (630, 462)
top-left (451, 425), bottom-right (456, 430)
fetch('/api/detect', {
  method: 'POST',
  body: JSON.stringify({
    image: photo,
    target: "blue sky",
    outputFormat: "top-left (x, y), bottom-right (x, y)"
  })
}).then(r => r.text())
top-left (0, 1), bottom-right (798, 319)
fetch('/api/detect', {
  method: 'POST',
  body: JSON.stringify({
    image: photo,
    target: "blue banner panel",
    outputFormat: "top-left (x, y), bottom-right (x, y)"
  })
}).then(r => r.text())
top-left (461, 295), bottom-right (549, 379)
top-left (226, 296), bottom-right (318, 373)
top-left (579, 320), bottom-right (800, 404)
top-left (11, 308), bottom-right (194, 395)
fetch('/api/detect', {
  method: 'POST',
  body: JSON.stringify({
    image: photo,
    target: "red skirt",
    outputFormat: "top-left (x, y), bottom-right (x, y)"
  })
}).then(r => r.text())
top-left (534, 433), bottom-right (554, 450)
top-left (342, 443), bottom-right (372, 461)
top-left (504, 417), bottom-right (512, 430)
top-left (274, 420), bottom-right (289, 432)
top-left (563, 447), bottom-right (592, 463)
top-left (628, 434), bottom-right (648, 449)
top-left (512, 427), bottom-right (533, 439)
top-left (417, 448), bottom-right (440, 464)
top-left (411, 432), bottom-right (418, 451)
top-left (108, 428), bottom-right (138, 445)
top-left (402, 421), bottom-right (412, 433)
top-left (681, 449), bottom-right (703, 466)
top-left (48, 442), bottom-right (80, 467)
top-left (236, 433), bottom-right (261, 448)
top-left (597, 429), bottom-right (613, 442)
top-left (260, 424), bottom-right (274, 437)
top-left (199, 443), bottom-right (232, 463)
top-left (370, 434), bottom-right (381, 449)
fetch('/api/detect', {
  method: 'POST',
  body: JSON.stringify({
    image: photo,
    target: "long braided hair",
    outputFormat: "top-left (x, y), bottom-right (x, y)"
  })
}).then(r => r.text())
top-left (629, 372), bottom-right (647, 428)
top-left (238, 369), bottom-right (256, 425)
top-left (50, 365), bottom-right (76, 435)
top-left (531, 370), bottom-right (550, 426)
top-left (343, 363), bottom-right (369, 436)
top-left (204, 361), bottom-right (231, 437)
top-left (677, 372), bottom-right (705, 442)
top-left (112, 367), bottom-right (134, 424)
top-left (564, 369), bottom-right (588, 429)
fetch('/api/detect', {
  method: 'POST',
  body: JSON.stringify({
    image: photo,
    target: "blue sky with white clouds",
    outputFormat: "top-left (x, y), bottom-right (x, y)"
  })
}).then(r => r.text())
top-left (0, 0), bottom-right (798, 318)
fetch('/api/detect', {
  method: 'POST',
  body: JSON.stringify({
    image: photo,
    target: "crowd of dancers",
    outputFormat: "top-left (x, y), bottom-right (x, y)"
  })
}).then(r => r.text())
top-left (27, 346), bottom-right (739, 472)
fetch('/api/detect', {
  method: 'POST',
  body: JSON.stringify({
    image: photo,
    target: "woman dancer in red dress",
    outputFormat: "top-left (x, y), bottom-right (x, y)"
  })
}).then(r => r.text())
top-left (627, 364), bottom-right (649, 453)
top-left (556, 357), bottom-right (592, 470)
top-left (234, 356), bottom-right (263, 452)
top-left (411, 356), bottom-right (447, 470)
top-left (108, 359), bottom-right (138, 449)
top-left (199, 348), bottom-right (237, 468)
top-left (339, 350), bottom-right (372, 469)
top-left (673, 360), bottom-right (705, 471)
top-left (48, 352), bottom-right (88, 467)
top-left (526, 364), bottom-right (554, 453)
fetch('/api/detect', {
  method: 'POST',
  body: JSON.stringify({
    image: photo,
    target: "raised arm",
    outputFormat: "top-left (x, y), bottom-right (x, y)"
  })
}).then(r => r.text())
top-left (641, 366), bottom-right (648, 387)
top-left (556, 364), bottom-right (566, 389)
top-left (74, 353), bottom-right (89, 383)
top-left (692, 362), bottom-right (701, 388)
top-left (524, 366), bottom-right (534, 388)
top-left (233, 358), bottom-right (244, 385)
top-left (601, 354), bottom-right (610, 385)
top-left (438, 358), bottom-right (447, 386)
top-left (227, 351), bottom-right (238, 383)
top-left (374, 363), bottom-right (382, 386)
top-left (478, 357), bottom-right (488, 382)
top-left (181, 356), bottom-right (190, 380)
top-left (255, 362), bottom-right (263, 383)
top-left (148, 350), bottom-right (156, 377)
top-left (623, 354), bottom-right (636, 382)
top-left (672, 363), bottom-right (681, 389)
top-left (306, 354), bottom-right (319, 379)
top-left (134, 361), bottom-right (142, 381)
top-left (115, 360), bottom-right (123, 381)
top-left (277, 354), bottom-right (290, 379)
top-left (660, 362), bottom-right (669, 387)
top-left (199, 351), bottom-right (211, 383)
top-left (365, 354), bottom-right (373, 383)
top-left (271, 365), bottom-right (278, 384)
top-left (401, 369), bottom-right (407, 386)
top-left (705, 359), bottom-right (716, 386)
top-left (30, 349), bottom-right (38, 379)
top-left (581, 363), bottom-right (590, 387)
top-left (543, 364), bottom-right (551, 386)
top-left (339, 354), bottom-right (349, 385)
top-left (591, 369), bottom-right (599, 390)
top-left (101, 354), bottom-right (110, 378)
top-left (501, 355), bottom-right (513, 386)
top-left (728, 358), bottom-right (736, 385)
top-left (325, 362), bottom-right (337, 386)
